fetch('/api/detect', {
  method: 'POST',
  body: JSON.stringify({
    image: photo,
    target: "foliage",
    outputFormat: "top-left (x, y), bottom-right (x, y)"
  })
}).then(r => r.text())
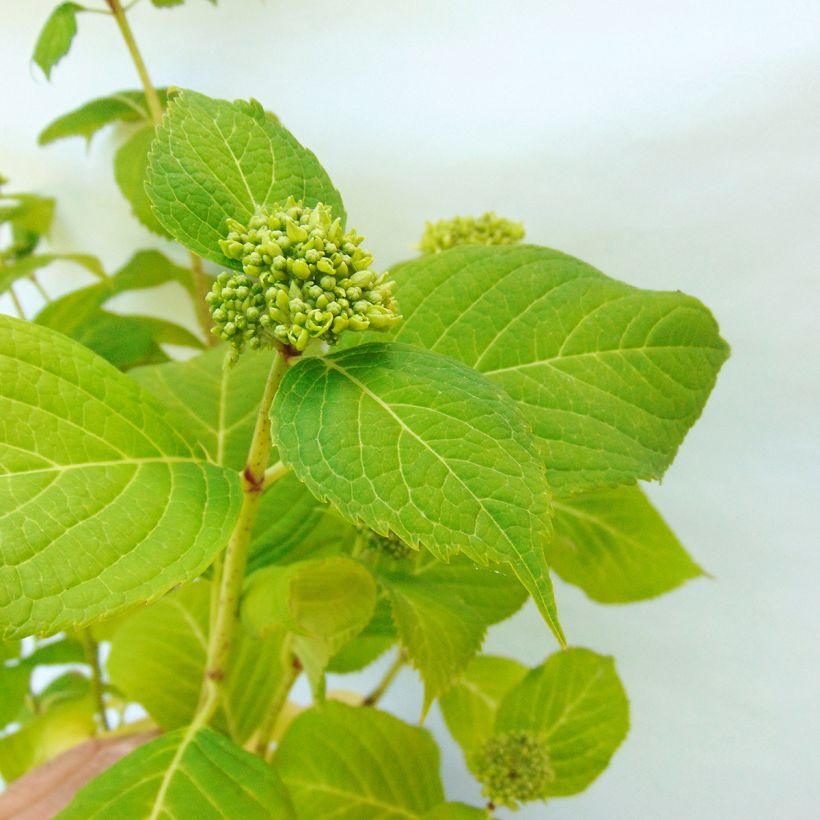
top-left (0, 1), bottom-right (728, 816)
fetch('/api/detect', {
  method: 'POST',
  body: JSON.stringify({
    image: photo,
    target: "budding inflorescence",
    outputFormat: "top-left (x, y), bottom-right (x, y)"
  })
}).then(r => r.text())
top-left (207, 198), bottom-right (400, 360)
top-left (360, 527), bottom-right (413, 561)
top-left (419, 212), bottom-right (525, 254)
top-left (474, 730), bottom-right (554, 810)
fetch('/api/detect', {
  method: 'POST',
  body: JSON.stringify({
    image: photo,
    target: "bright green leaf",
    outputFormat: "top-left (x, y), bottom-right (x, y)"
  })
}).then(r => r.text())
top-left (1, 253), bottom-right (104, 298)
top-left (21, 637), bottom-right (85, 667)
top-left (495, 647), bottom-right (629, 797)
top-left (58, 726), bottom-right (296, 819)
top-left (38, 90), bottom-right (170, 146)
top-left (0, 640), bottom-right (20, 663)
top-left (115, 125), bottom-right (169, 236)
top-left (422, 804), bottom-right (487, 819)
top-left (271, 342), bottom-right (565, 645)
top-left (327, 595), bottom-right (396, 674)
top-left (378, 554), bottom-right (526, 711)
top-left (376, 245), bottom-right (729, 494)
top-left (0, 664), bottom-right (30, 727)
top-left (439, 655), bottom-right (528, 767)
top-left (0, 316), bottom-right (241, 639)
top-left (275, 702), bottom-right (444, 818)
top-left (32, 3), bottom-right (83, 80)
top-left (551, 485), bottom-right (703, 602)
top-left (146, 89), bottom-right (344, 267)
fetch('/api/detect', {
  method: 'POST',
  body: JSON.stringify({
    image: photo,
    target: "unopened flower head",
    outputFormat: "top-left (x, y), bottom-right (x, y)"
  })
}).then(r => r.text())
top-left (210, 198), bottom-right (400, 357)
top-left (419, 212), bottom-right (525, 254)
top-left (360, 527), bottom-right (413, 561)
top-left (474, 730), bottom-right (554, 810)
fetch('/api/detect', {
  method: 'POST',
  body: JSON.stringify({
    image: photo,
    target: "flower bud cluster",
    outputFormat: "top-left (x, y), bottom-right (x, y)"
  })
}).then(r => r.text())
top-left (419, 212), bottom-right (525, 254)
top-left (209, 198), bottom-right (400, 357)
top-left (205, 272), bottom-right (268, 358)
top-left (361, 528), bottom-right (413, 561)
top-left (473, 730), bottom-right (554, 809)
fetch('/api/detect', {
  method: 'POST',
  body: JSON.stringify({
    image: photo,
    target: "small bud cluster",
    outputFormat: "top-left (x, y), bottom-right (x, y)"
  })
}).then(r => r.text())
top-left (419, 212), bottom-right (525, 254)
top-left (361, 528), bottom-right (413, 561)
top-left (208, 198), bottom-right (400, 358)
top-left (474, 730), bottom-right (554, 809)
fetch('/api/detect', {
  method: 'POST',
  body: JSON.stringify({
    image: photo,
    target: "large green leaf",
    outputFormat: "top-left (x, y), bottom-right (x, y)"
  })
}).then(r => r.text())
top-left (107, 582), bottom-right (289, 745)
top-left (35, 250), bottom-right (200, 369)
top-left (439, 655), bottom-right (528, 768)
top-left (146, 89), bottom-right (344, 267)
top-left (375, 245), bottom-right (729, 494)
top-left (115, 125), bottom-right (169, 236)
top-left (58, 726), bottom-right (296, 818)
top-left (38, 90), bottom-right (170, 145)
top-left (132, 345), bottom-right (276, 469)
top-left (32, 3), bottom-right (82, 80)
top-left (550, 485), bottom-right (702, 602)
top-left (275, 702), bottom-right (444, 818)
top-left (495, 647), bottom-right (629, 797)
top-left (0, 317), bottom-right (241, 639)
top-left (271, 342), bottom-right (565, 645)
top-left (377, 554), bottom-right (527, 711)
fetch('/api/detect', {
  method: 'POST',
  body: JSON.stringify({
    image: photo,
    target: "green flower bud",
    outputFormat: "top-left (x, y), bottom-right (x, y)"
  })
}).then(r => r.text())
top-left (420, 212), bottom-right (525, 254)
top-left (473, 731), bottom-right (554, 810)
top-left (361, 528), bottom-right (413, 560)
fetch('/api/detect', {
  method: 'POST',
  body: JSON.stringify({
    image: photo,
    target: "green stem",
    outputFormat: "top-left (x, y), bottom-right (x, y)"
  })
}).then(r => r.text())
top-left (8, 286), bottom-right (25, 319)
top-left (256, 651), bottom-right (302, 761)
top-left (80, 630), bottom-right (111, 733)
top-left (28, 274), bottom-right (50, 303)
top-left (195, 351), bottom-right (288, 722)
top-left (363, 649), bottom-right (406, 706)
top-left (262, 460), bottom-right (289, 492)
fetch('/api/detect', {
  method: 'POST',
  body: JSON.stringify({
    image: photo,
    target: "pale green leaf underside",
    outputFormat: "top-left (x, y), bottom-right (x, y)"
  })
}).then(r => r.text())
top-left (271, 342), bottom-right (564, 645)
top-left (496, 647), bottom-right (629, 797)
top-left (379, 245), bottom-right (729, 494)
top-left (0, 317), bottom-right (241, 639)
top-left (551, 485), bottom-right (702, 602)
top-left (275, 702), bottom-right (444, 818)
top-left (132, 345), bottom-right (277, 469)
top-left (107, 582), bottom-right (289, 745)
top-left (115, 124), bottom-right (169, 236)
top-left (146, 89), bottom-right (345, 267)
top-left (379, 555), bottom-right (526, 710)
top-left (58, 726), bottom-right (295, 819)
top-left (439, 654), bottom-right (528, 766)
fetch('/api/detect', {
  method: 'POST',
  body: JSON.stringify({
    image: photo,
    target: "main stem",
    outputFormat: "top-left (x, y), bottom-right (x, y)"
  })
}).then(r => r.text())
top-left (106, 0), bottom-right (216, 344)
top-left (80, 630), bottom-right (111, 733)
top-left (195, 351), bottom-right (288, 724)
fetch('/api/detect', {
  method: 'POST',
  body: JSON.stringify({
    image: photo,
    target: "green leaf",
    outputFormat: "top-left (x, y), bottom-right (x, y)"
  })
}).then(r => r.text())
top-left (550, 485), bottom-right (703, 602)
top-left (242, 557), bottom-right (377, 695)
top-left (1, 253), bottom-right (104, 298)
top-left (378, 554), bottom-right (526, 711)
top-left (439, 655), bottom-right (528, 767)
top-left (21, 637), bottom-right (85, 667)
top-left (146, 89), bottom-right (345, 267)
top-left (115, 124), bottom-right (169, 236)
top-left (327, 595), bottom-right (396, 674)
top-left (38, 90), bottom-right (170, 146)
top-left (0, 639), bottom-right (20, 663)
top-left (0, 664), bottom-right (30, 727)
top-left (377, 245), bottom-right (729, 494)
top-left (275, 702), bottom-right (444, 818)
top-left (0, 192), bottom-right (56, 236)
top-left (58, 726), bottom-right (296, 819)
top-left (32, 3), bottom-right (83, 80)
top-left (132, 345), bottom-right (275, 469)
top-left (107, 582), bottom-right (289, 746)
top-left (423, 804), bottom-right (487, 819)
top-left (271, 342), bottom-right (565, 645)
top-left (34, 249), bottom-right (200, 369)
top-left (0, 316), bottom-right (241, 639)
top-left (495, 647), bottom-right (629, 797)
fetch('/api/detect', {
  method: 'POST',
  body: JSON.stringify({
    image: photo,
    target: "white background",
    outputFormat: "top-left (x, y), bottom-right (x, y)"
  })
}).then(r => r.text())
top-left (2, 1), bottom-right (819, 817)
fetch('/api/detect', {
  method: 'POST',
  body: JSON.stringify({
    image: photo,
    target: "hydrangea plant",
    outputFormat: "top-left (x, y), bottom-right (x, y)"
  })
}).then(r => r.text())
top-left (0, 1), bottom-right (729, 817)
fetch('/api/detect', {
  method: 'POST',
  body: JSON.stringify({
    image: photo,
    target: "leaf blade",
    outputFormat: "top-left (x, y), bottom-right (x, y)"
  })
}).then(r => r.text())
top-left (32, 3), bottom-right (82, 80)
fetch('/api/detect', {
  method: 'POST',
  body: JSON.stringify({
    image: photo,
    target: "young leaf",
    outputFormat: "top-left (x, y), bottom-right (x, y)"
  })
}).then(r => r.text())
top-left (1, 254), bottom-right (105, 299)
top-left (439, 655), bottom-right (528, 768)
top-left (0, 664), bottom-right (30, 727)
top-left (377, 554), bottom-right (527, 711)
top-left (39, 90), bottom-right (170, 146)
top-left (275, 702), bottom-right (445, 818)
top-left (132, 345), bottom-right (278, 468)
top-left (58, 726), bottom-right (296, 819)
top-left (271, 342), bottom-right (565, 646)
top-left (107, 582), bottom-right (290, 745)
top-left (32, 3), bottom-right (83, 80)
top-left (242, 557), bottom-right (377, 695)
top-left (494, 647), bottom-right (630, 797)
top-left (146, 89), bottom-right (345, 267)
top-left (114, 125), bottom-right (169, 236)
top-left (551, 485), bottom-right (703, 602)
top-left (372, 245), bottom-right (729, 494)
top-left (326, 595), bottom-right (396, 674)
top-left (0, 317), bottom-right (241, 639)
